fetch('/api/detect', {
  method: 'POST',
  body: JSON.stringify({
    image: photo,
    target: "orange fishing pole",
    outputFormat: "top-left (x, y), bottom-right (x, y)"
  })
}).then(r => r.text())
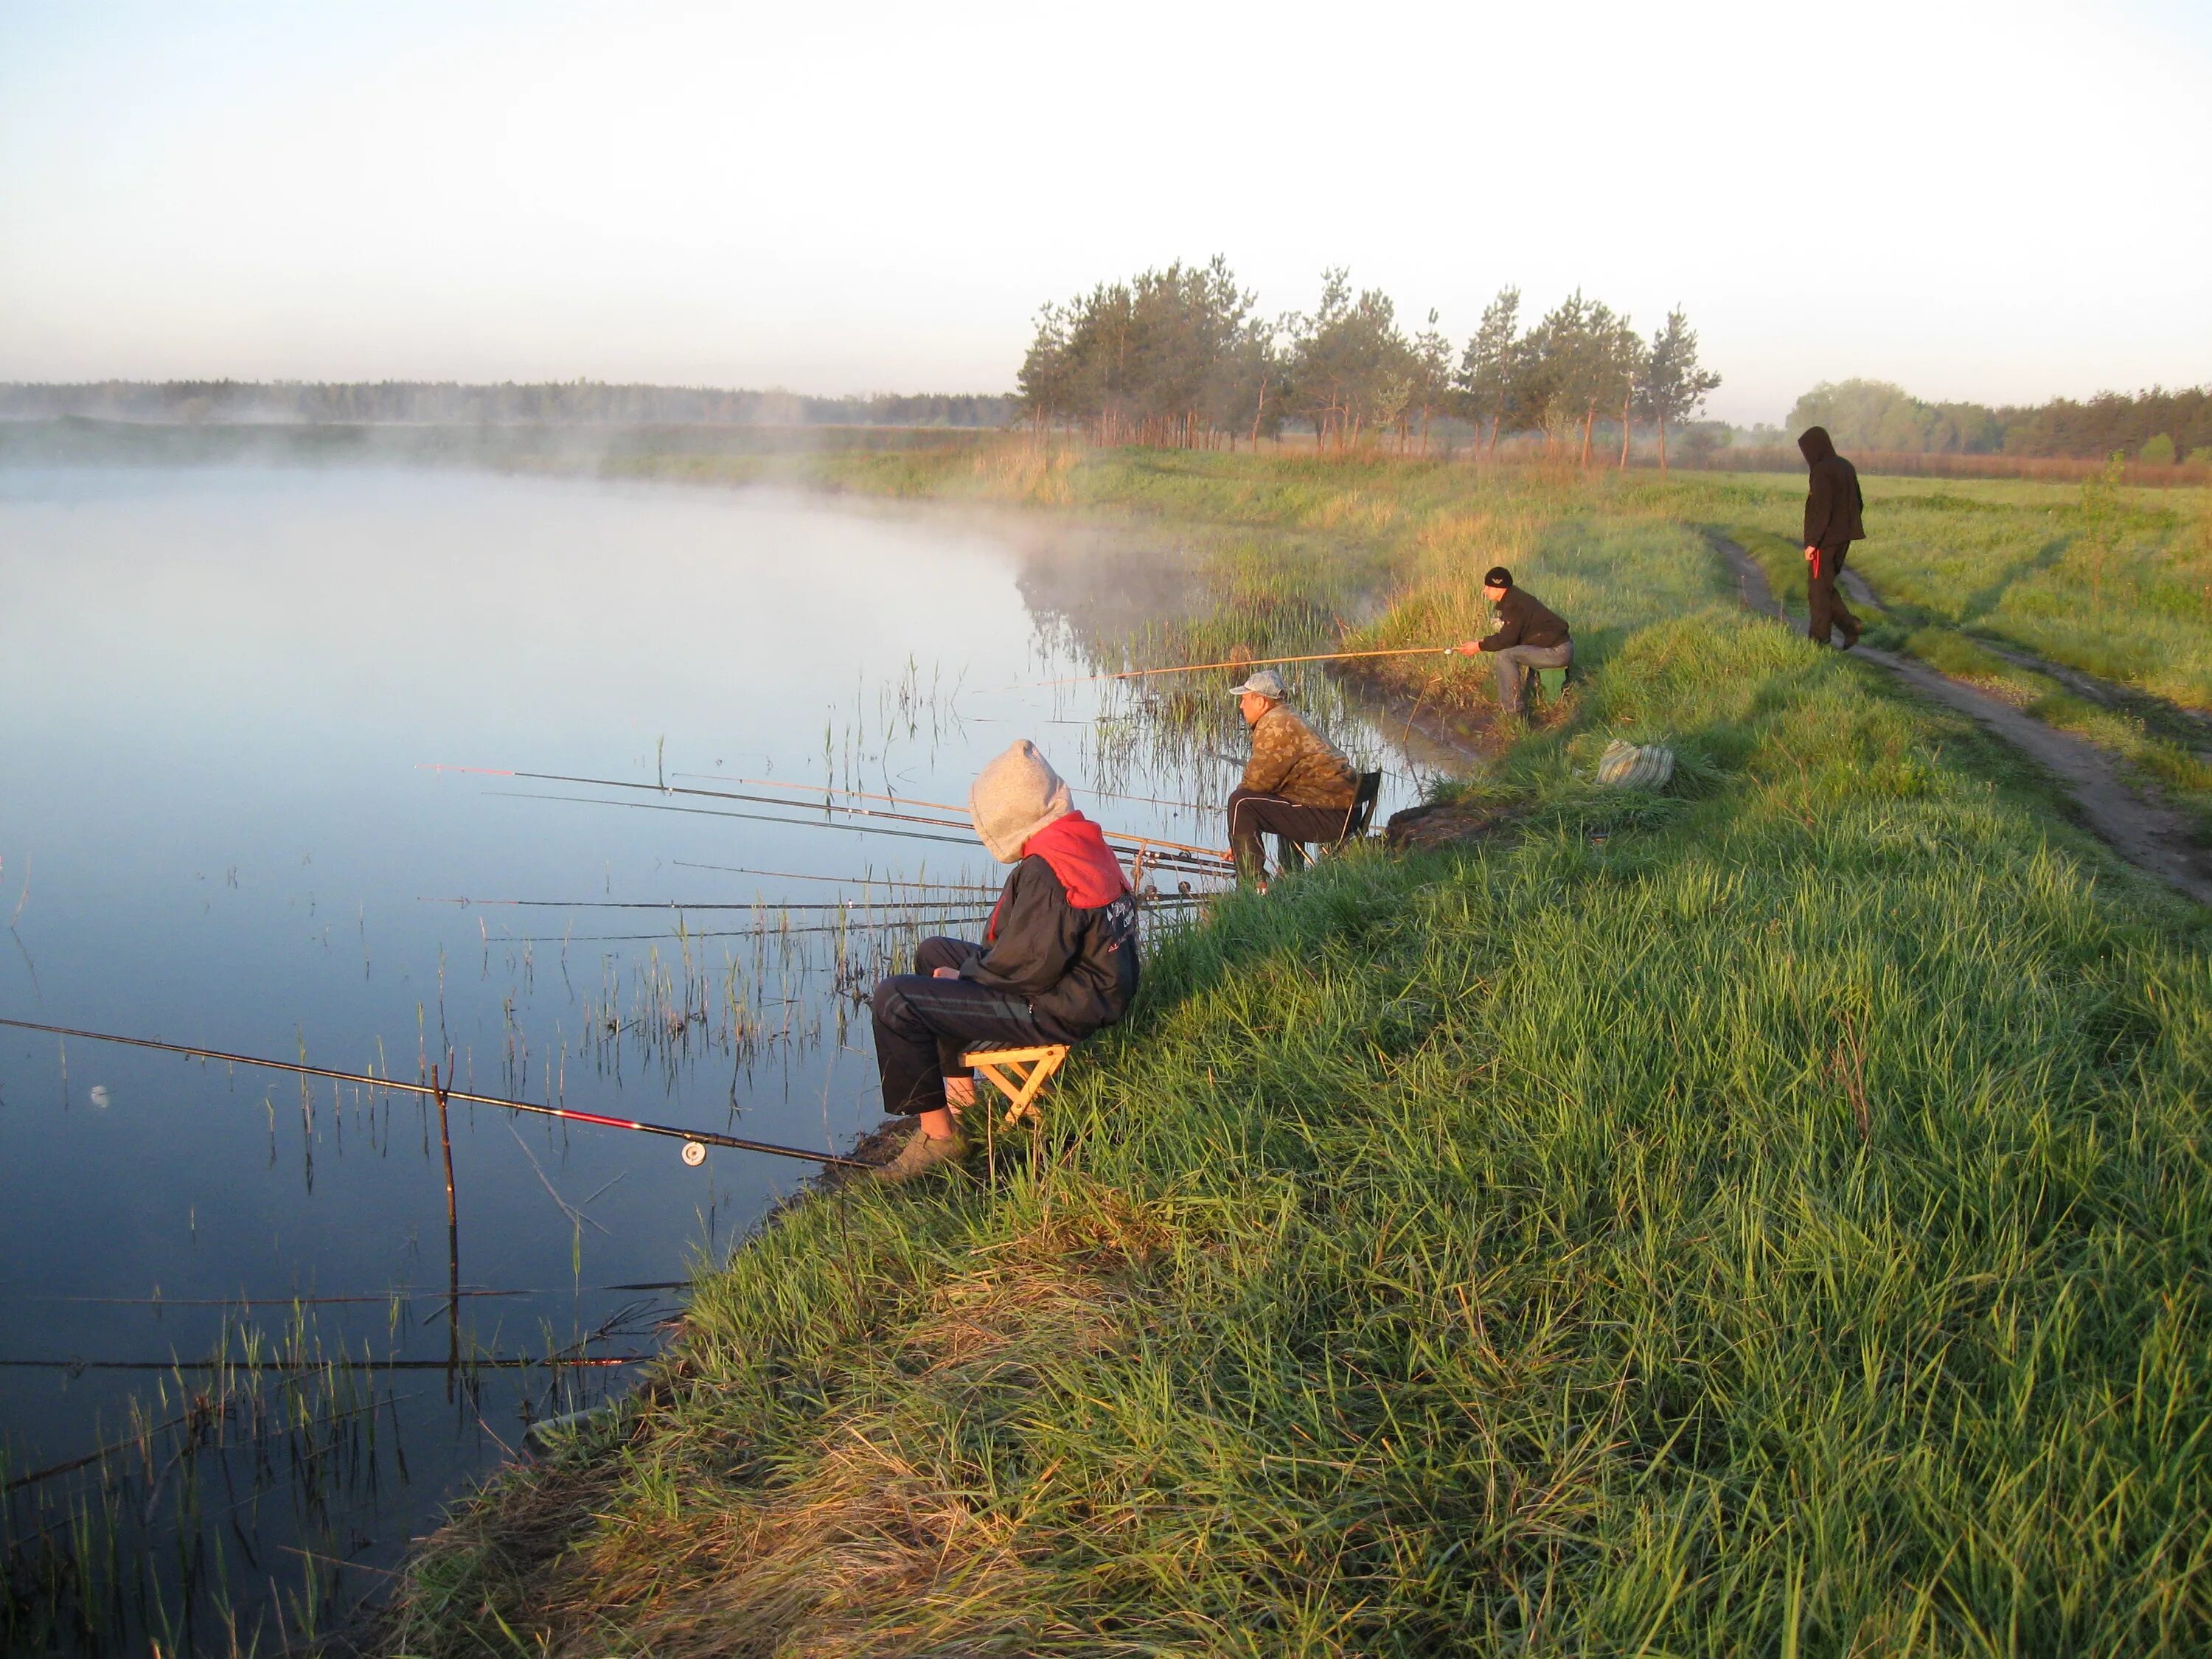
top-left (1037, 644), bottom-right (1453, 688)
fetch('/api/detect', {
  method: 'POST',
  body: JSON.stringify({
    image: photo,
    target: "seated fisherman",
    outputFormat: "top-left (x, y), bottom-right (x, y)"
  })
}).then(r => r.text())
top-left (1224, 667), bottom-right (1359, 886)
top-left (867, 739), bottom-right (1138, 1183)
top-left (1453, 565), bottom-right (1571, 719)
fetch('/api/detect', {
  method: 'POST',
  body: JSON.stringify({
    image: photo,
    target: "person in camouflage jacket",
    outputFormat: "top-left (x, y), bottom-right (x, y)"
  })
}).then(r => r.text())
top-left (1223, 667), bottom-right (1359, 885)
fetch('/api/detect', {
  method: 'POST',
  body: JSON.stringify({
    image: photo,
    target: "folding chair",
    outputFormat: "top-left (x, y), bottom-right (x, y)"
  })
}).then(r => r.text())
top-left (1276, 769), bottom-right (1383, 877)
top-left (1335, 771), bottom-right (1384, 844)
top-left (961, 1043), bottom-right (1070, 1126)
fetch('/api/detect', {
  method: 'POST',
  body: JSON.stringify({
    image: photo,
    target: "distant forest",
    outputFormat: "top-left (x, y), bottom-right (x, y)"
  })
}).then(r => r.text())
top-left (1786, 379), bottom-right (2212, 465)
top-left (1017, 257), bottom-right (1720, 465)
top-left (0, 380), bottom-right (1016, 428)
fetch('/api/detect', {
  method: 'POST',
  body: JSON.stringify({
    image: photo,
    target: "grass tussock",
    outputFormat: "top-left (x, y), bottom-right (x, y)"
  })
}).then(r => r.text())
top-left (370, 450), bottom-right (2212, 1657)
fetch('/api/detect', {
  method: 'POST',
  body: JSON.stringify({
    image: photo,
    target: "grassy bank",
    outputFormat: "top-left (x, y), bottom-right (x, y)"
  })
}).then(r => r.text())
top-left (364, 450), bottom-right (2212, 1656)
top-left (1674, 470), bottom-right (2212, 711)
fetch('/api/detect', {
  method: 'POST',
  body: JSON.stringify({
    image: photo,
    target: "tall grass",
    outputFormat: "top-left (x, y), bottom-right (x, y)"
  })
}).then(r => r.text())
top-left (368, 453), bottom-right (2212, 1657)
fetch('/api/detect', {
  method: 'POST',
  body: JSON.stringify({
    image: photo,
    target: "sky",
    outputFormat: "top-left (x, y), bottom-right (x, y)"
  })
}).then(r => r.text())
top-left (2, 0), bottom-right (2208, 423)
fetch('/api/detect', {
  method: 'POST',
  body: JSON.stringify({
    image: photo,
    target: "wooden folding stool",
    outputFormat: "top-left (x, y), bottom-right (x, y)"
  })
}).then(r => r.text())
top-left (961, 1043), bottom-right (1069, 1126)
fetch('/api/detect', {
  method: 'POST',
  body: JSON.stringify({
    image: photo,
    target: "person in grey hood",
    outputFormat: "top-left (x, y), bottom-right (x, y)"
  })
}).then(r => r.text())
top-left (865, 740), bottom-right (1138, 1182)
top-left (1799, 425), bottom-right (1866, 648)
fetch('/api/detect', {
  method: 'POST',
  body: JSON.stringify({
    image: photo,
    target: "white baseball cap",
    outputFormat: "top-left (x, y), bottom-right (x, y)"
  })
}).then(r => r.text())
top-left (1227, 667), bottom-right (1286, 700)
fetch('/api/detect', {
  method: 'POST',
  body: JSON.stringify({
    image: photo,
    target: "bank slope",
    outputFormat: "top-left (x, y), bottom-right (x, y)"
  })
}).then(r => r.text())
top-left (372, 490), bottom-right (2211, 1659)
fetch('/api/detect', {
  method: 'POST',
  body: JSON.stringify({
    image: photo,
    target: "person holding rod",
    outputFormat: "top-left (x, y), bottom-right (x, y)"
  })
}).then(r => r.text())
top-left (1453, 565), bottom-right (1572, 718)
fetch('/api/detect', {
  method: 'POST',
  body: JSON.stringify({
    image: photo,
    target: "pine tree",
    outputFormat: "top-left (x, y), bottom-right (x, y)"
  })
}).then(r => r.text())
top-left (1636, 307), bottom-right (1722, 470)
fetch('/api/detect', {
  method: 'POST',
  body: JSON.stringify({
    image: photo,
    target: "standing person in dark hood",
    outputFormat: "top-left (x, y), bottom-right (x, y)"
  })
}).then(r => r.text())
top-left (866, 740), bottom-right (1138, 1182)
top-left (1799, 425), bottom-right (1866, 648)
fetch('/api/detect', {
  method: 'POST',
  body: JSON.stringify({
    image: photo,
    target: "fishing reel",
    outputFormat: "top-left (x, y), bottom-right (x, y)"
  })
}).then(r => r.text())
top-left (681, 1140), bottom-right (707, 1166)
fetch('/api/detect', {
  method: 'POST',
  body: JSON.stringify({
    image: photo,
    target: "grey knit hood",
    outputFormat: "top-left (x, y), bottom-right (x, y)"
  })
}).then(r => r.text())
top-left (968, 740), bottom-right (1074, 863)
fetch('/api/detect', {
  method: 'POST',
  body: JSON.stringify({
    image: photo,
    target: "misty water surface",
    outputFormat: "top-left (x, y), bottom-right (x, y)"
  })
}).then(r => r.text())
top-left (0, 464), bottom-right (1422, 1650)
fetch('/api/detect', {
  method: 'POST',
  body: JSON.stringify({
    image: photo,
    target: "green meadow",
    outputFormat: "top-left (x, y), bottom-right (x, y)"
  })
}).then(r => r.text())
top-left (342, 448), bottom-right (2212, 1654)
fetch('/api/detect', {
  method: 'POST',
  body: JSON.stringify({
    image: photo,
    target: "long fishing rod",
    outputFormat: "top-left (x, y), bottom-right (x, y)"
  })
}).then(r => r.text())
top-left (430, 891), bottom-right (1211, 917)
top-left (0, 1017), bottom-right (870, 1170)
top-left (687, 773), bottom-right (1235, 860)
top-left (492, 788), bottom-right (1235, 877)
top-left (432, 762), bottom-right (1238, 869)
top-left (671, 861), bottom-right (1001, 892)
top-left (1039, 644), bottom-right (1453, 688)
top-left (433, 764), bottom-right (984, 835)
top-left (5, 1284), bottom-right (691, 1307)
top-left (0, 1355), bottom-right (644, 1372)
top-left (678, 773), bottom-right (1214, 821)
top-left (488, 896), bottom-right (1209, 946)
top-left (420, 895), bottom-right (1004, 914)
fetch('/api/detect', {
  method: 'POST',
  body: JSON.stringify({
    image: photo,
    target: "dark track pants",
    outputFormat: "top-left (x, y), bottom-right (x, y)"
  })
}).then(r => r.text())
top-left (1808, 543), bottom-right (1861, 646)
top-left (871, 937), bottom-right (1049, 1116)
top-left (1226, 787), bottom-right (1353, 882)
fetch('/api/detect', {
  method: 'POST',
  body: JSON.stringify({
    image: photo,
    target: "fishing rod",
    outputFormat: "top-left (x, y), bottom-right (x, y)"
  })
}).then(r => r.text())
top-left (490, 895), bottom-right (1209, 946)
top-left (678, 773), bottom-right (1215, 821)
top-left (420, 895), bottom-right (1004, 914)
top-left (0, 1355), bottom-right (644, 1372)
top-left (490, 787), bottom-right (1236, 877)
top-left (431, 764), bottom-right (984, 834)
top-left (0, 1016), bottom-right (870, 1170)
top-left (671, 861), bottom-right (1000, 892)
top-left (432, 762), bottom-right (1239, 869)
top-left (688, 773), bottom-right (1234, 858)
top-left (7, 1281), bottom-right (695, 1307)
top-left (1038, 644), bottom-right (1453, 688)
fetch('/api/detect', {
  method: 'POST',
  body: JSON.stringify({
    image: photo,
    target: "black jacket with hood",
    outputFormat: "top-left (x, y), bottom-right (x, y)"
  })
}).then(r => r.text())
top-left (961, 852), bottom-right (1140, 1042)
top-left (1800, 426), bottom-right (1865, 549)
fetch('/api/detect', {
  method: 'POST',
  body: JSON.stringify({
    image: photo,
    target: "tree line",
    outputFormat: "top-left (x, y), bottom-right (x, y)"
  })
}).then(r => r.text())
top-left (1787, 379), bottom-right (2212, 465)
top-left (0, 381), bottom-right (1016, 428)
top-left (1015, 257), bottom-right (1722, 465)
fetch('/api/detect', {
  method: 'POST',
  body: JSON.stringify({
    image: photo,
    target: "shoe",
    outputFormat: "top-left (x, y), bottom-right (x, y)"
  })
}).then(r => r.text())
top-left (872, 1125), bottom-right (969, 1183)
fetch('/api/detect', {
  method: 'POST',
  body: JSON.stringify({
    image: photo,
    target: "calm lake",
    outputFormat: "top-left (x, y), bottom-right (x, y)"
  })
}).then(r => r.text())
top-left (0, 463), bottom-right (1427, 1652)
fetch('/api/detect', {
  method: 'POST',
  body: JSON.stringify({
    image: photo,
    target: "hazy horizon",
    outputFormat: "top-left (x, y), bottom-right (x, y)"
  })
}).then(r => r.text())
top-left (4, 0), bottom-right (2208, 426)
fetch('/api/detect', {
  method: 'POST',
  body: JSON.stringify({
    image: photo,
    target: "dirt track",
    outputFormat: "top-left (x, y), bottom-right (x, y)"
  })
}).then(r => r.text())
top-left (1715, 534), bottom-right (2212, 907)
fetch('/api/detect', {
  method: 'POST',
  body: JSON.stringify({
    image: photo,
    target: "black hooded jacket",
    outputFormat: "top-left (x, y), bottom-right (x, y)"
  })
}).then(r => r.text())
top-left (960, 856), bottom-right (1140, 1041)
top-left (1800, 426), bottom-right (1865, 549)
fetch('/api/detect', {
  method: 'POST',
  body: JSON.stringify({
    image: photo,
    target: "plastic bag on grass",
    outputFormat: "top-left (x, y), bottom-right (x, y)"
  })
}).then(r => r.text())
top-left (1596, 738), bottom-right (1675, 790)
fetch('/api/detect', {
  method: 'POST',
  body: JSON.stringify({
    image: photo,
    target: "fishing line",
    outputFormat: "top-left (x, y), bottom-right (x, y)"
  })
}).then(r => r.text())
top-left (0, 1016), bottom-right (870, 1169)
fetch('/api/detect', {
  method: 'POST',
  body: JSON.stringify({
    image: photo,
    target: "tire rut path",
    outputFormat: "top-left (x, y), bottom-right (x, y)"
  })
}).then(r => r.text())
top-left (1711, 532), bottom-right (2212, 906)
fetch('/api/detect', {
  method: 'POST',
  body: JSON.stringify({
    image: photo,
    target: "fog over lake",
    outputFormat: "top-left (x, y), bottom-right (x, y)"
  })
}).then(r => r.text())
top-left (0, 464), bottom-right (1422, 1649)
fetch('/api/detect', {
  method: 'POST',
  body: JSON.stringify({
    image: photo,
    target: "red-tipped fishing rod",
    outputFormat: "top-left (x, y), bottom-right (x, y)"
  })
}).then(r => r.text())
top-left (0, 1016), bottom-right (869, 1170)
top-left (1038, 644), bottom-right (1453, 688)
